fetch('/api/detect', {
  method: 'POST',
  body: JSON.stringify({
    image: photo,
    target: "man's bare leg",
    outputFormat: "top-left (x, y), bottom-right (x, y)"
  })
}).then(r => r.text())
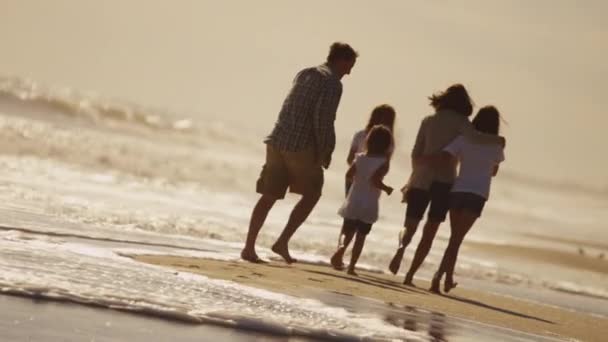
top-left (241, 194), bottom-right (278, 262)
top-left (388, 217), bottom-right (420, 274)
top-left (272, 192), bottom-right (321, 263)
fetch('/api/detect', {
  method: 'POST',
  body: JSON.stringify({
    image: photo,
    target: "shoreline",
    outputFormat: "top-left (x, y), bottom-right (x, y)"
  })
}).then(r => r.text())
top-left (133, 254), bottom-right (608, 342)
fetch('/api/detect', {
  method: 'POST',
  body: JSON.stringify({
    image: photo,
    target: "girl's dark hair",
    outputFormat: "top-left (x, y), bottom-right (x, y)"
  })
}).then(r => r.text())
top-left (429, 84), bottom-right (474, 117)
top-left (365, 125), bottom-right (393, 156)
top-left (472, 106), bottom-right (500, 135)
top-left (366, 104), bottom-right (396, 132)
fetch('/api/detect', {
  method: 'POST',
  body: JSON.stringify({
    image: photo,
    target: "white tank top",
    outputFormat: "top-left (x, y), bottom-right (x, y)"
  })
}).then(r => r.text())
top-left (338, 154), bottom-right (387, 224)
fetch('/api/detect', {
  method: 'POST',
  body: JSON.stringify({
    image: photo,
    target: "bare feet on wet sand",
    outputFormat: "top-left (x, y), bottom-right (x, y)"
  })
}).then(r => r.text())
top-left (271, 243), bottom-right (297, 264)
top-left (330, 252), bottom-right (345, 271)
top-left (240, 249), bottom-right (267, 263)
top-left (347, 268), bottom-right (358, 276)
top-left (444, 278), bottom-right (458, 293)
top-left (430, 275), bottom-right (441, 294)
top-left (403, 273), bottom-right (415, 287)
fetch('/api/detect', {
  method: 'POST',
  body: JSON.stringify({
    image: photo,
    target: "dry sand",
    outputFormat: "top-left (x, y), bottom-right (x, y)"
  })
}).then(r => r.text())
top-left (134, 255), bottom-right (608, 342)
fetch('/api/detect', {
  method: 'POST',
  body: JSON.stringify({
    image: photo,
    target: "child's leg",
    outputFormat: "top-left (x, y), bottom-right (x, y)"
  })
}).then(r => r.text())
top-left (444, 210), bottom-right (477, 291)
top-left (331, 220), bottom-right (356, 270)
top-left (347, 232), bottom-right (367, 276)
top-left (431, 210), bottom-right (462, 293)
top-left (347, 222), bottom-right (371, 276)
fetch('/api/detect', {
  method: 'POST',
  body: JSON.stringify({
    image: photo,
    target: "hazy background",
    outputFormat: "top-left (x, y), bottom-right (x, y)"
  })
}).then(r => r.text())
top-left (1, 0), bottom-right (607, 186)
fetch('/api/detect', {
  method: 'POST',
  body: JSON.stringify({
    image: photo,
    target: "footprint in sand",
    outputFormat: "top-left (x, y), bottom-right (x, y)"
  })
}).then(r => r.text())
top-left (307, 277), bottom-right (324, 283)
top-left (252, 272), bottom-right (264, 277)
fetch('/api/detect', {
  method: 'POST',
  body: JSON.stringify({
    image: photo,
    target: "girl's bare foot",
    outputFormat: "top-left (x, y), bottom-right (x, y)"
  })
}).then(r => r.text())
top-left (388, 247), bottom-right (404, 275)
top-left (330, 252), bottom-right (345, 271)
top-left (429, 274), bottom-right (441, 294)
top-left (403, 273), bottom-right (415, 286)
top-left (444, 277), bottom-right (458, 293)
top-left (347, 268), bottom-right (358, 276)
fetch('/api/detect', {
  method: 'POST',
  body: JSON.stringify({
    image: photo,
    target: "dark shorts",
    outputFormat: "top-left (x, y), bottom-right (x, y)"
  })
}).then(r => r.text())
top-left (405, 182), bottom-right (453, 223)
top-left (450, 192), bottom-right (487, 217)
top-left (342, 219), bottom-right (373, 236)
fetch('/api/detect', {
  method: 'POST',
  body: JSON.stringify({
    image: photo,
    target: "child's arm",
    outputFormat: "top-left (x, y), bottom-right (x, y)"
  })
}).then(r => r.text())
top-left (345, 163), bottom-right (357, 181)
top-left (371, 163), bottom-right (393, 195)
top-left (346, 148), bottom-right (356, 165)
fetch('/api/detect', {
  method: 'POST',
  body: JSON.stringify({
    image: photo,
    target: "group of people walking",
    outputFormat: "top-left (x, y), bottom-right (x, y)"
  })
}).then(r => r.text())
top-left (241, 42), bottom-right (505, 294)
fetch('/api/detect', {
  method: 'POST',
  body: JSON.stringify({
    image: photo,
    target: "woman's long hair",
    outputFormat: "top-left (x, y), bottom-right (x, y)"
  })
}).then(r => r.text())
top-left (429, 84), bottom-right (474, 117)
top-left (366, 104), bottom-right (396, 132)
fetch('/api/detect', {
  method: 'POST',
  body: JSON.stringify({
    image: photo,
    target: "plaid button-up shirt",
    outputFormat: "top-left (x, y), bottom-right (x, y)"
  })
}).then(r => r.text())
top-left (265, 64), bottom-right (343, 159)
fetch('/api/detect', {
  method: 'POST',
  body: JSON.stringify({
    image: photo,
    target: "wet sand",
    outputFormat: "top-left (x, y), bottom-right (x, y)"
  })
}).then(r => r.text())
top-left (0, 294), bottom-right (309, 342)
top-left (134, 255), bottom-right (608, 342)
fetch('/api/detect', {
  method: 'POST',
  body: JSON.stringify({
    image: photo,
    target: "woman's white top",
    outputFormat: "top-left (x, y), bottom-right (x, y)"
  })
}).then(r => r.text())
top-left (444, 135), bottom-right (505, 199)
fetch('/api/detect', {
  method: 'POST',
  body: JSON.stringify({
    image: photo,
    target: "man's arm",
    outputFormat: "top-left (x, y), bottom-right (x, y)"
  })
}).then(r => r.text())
top-left (345, 162), bottom-right (357, 181)
top-left (313, 80), bottom-right (342, 168)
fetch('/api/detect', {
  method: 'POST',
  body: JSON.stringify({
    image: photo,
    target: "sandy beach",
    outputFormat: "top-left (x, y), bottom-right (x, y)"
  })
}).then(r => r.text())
top-left (134, 255), bottom-right (608, 342)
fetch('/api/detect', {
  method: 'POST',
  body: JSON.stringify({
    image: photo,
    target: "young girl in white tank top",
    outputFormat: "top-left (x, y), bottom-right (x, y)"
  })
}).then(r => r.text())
top-left (332, 125), bottom-right (394, 276)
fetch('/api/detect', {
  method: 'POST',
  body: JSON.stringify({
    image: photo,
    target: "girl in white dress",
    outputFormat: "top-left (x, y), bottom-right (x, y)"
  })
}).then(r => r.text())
top-left (332, 125), bottom-right (394, 275)
top-left (331, 105), bottom-right (396, 270)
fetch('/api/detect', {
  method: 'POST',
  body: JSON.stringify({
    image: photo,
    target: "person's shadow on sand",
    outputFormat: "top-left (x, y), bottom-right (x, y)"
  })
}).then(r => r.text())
top-left (443, 295), bottom-right (555, 324)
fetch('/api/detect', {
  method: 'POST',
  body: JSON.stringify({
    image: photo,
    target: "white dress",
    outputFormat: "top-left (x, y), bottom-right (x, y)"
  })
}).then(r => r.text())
top-left (339, 154), bottom-right (388, 224)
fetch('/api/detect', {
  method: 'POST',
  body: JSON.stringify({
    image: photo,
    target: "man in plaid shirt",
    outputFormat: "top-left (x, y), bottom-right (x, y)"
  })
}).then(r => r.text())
top-left (242, 42), bottom-right (358, 263)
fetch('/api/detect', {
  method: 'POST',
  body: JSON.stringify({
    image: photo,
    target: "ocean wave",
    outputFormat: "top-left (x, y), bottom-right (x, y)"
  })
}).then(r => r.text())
top-left (0, 76), bottom-right (194, 132)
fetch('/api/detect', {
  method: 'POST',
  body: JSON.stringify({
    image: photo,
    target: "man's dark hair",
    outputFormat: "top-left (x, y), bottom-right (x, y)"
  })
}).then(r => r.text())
top-left (327, 42), bottom-right (358, 63)
top-left (428, 84), bottom-right (474, 117)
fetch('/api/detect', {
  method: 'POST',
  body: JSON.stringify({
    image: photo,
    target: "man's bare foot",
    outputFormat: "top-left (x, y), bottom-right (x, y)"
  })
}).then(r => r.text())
top-left (347, 268), bottom-right (358, 276)
top-left (388, 247), bottom-right (404, 275)
top-left (429, 274), bottom-right (441, 294)
top-left (240, 249), bottom-right (266, 263)
top-left (330, 252), bottom-right (345, 271)
top-left (271, 243), bottom-right (297, 264)
top-left (403, 273), bottom-right (415, 286)
top-left (444, 278), bottom-right (458, 293)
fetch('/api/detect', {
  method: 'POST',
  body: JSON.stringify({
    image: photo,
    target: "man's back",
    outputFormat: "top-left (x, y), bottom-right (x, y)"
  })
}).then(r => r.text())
top-left (265, 65), bottom-right (342, 153)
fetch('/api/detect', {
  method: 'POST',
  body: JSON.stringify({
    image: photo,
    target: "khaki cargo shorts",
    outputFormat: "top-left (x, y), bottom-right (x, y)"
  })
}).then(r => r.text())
top-left (256, 144), bottom-right (324, 199)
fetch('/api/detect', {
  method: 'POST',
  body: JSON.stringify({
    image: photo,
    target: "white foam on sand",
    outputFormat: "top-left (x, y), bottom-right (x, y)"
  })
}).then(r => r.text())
top-left (0, 234), bottom-right (428, 341)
